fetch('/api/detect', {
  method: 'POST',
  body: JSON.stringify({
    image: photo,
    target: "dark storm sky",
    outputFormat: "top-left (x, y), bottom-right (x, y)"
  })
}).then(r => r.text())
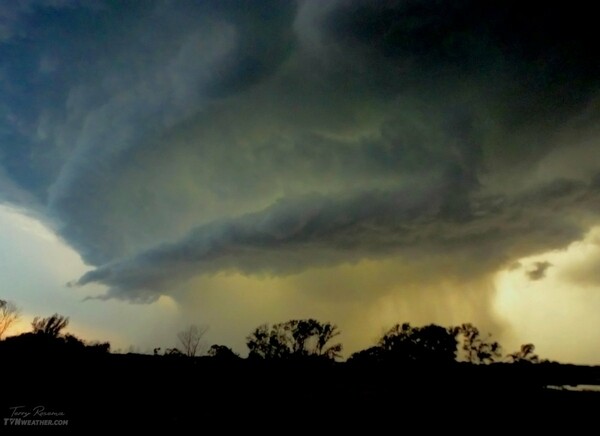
top-left (1, 1), bottom-right (600, 360)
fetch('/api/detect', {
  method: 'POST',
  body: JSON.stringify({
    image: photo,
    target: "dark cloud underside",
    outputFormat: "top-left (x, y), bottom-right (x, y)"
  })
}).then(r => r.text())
top-left (0, 0), bottom-right (598, 300)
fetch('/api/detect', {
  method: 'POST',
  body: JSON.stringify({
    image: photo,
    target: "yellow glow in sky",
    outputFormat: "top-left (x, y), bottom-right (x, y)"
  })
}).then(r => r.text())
top-left (493, 226), bottom-right (600, 364)
top-left (2, 203), bottom-right (600, 364)
top-left (0, 205), bottom-right (182, 352)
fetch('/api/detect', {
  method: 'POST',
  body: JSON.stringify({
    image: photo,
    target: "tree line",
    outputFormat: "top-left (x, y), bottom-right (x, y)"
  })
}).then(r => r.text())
top-left (0, 299), bottom-right (539, 364)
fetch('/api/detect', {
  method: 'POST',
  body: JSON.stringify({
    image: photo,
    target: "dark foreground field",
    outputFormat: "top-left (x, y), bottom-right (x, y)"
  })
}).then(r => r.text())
top-left (1, 353), bottom-right (599, 432)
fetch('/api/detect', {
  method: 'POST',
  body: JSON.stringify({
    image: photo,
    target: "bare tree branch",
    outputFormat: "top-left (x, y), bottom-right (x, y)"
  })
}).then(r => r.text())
top-left (177, 324), bottom-right (209, 357)
top-left (0, 300), bottom-right (20, 339)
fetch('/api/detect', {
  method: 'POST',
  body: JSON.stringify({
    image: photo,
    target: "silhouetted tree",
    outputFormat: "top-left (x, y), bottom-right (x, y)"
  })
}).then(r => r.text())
top-left (347, 346), bottom-right (384, 364)
top-left (31, 313), bottom-right (69, 338)
top-left (0, 299), bottom-right (20, 339)
top-left (507, 343), bottom-right (539, 363)
top-left (208, 344), bottom-right (240, 359)
top-left (455, 323), bottom-right (502, 364)
top-left (378, 323), bottom-right (458, 364)
top-left (80, 339), bottom-right (110, 354)
top-left (246, 319), bottom-right (342, 360)
top-left (0, 329), bottom-right (109, 355)
top-left (177, 324), bottom-right (208, 357)
top-left (64, 333), bottom-right (85, 351)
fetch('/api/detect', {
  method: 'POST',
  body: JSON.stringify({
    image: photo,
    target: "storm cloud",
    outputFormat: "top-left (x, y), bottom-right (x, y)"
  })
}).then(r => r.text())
top-left (75, 175), bottom-right (600, 301)
top-left (1, 0), bottom-right (600, 303)
top-left (526, 261), bottom-right (553, 281)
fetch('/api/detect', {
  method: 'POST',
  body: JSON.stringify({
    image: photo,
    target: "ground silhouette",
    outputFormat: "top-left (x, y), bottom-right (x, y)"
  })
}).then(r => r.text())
top-left (0, 315), bottom-right (598, 431)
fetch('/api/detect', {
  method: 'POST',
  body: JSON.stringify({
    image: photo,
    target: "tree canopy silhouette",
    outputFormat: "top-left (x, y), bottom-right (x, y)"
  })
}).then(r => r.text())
top-left (379, 323), bottom-right (458, 364)
top-left (208, 344), bottom-right (240, 360)
top-left (31, 313), bottom-right (69, 338)
top-left (0, 311), bottom-right (109, 356)
top-left (455, 323), bottom-right (502, 364)
top-left (246, 319), bottom-right (342, 360)
top-left (508, 343), bottom-right (540, 363)
top-left (1, 298), bottom-right (546, 370)
top-left (350, 323), bottom-right (458, 364)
